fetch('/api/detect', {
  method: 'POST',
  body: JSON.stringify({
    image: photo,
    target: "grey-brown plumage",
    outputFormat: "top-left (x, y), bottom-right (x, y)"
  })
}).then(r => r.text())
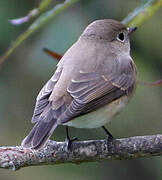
top-left (21, 19), bottom-right (137, 150)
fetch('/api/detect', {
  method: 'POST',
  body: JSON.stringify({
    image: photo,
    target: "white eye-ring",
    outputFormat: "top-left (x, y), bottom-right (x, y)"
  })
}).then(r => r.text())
top-left (117, 32), bottom-right (125, 42)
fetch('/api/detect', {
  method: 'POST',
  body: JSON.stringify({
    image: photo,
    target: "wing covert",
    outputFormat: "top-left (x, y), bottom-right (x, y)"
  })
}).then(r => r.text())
top-left (58, 59), bottom-right (137, 124)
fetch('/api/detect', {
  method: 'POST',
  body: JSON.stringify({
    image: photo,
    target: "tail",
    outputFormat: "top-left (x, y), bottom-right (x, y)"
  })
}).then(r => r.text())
top-left (21, 115), bottom-right (58, 150)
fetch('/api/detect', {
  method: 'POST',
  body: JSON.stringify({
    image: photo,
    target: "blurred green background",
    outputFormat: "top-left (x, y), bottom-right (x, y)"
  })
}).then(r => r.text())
top-left (0, 0), bottom-right (162, 179)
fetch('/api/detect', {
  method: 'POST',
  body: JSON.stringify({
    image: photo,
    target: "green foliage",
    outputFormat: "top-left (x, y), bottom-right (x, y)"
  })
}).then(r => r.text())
top-left (123, 0), bottom-right (162, 26)
top-left (0, 0), bottom-right (79, 66)
top-left (1, 0), bottom-right (162, 66)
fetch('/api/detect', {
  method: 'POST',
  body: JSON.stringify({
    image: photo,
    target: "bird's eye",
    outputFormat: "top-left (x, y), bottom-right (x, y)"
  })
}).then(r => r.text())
top-left (117, 32), bottom-right (125, 42)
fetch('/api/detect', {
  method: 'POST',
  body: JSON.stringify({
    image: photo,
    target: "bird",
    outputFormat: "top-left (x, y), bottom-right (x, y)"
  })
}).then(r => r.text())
top-left (21, 19), bottom-right (137, 150)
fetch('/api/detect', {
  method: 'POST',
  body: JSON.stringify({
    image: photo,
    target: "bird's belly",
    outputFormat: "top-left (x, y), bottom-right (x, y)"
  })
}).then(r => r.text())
top-left (64, 96), bottom-right (128, 129)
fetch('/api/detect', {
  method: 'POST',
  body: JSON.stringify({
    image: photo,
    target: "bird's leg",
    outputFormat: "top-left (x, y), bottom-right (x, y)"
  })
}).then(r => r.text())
top-left (65, 126), bottom-right (78, 150)
top-left (102, 126), bottom-right (114, 143)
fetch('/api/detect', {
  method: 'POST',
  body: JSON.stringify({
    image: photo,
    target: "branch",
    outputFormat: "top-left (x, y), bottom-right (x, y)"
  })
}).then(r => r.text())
top-left (1, 0), bottom-right (162, 172)
top-left (9, 0), bottom-right (53, 25)
top-left (122, 0), bottom-right (162, 26)
top-left (1, 0), bottom-right (162, 66)
top-left (1, 134), bottom-right (162, 171)
top-left (0, 0), bottom-right (79, 66)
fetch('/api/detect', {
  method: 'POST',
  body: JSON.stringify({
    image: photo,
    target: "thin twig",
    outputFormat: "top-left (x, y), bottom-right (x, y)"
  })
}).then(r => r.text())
top-left (0, 0), bottom-right (79, 66)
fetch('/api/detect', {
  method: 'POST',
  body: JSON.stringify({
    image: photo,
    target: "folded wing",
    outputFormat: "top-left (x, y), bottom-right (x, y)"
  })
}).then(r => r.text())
top-left (58, 59), bottom-right (137, 124)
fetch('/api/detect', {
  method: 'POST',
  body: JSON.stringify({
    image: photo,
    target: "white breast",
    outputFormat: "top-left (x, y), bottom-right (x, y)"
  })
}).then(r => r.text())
top-left (64, 95), bottom-right (129, 129)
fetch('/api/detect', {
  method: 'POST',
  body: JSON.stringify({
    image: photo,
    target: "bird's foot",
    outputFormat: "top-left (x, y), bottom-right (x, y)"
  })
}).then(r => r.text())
top-left (66, 136), bottom-right (79, 151)
top-left (65, 126), bottom-right (79, 151)
top-left (102, 126), bottom-right (114, 146)
top-left (106, 134), bottom-right (114, 145)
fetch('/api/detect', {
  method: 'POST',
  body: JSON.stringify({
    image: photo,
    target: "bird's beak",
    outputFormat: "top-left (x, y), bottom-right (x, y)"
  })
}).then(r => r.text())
top-left (127, 27), bottom-right (137, 35)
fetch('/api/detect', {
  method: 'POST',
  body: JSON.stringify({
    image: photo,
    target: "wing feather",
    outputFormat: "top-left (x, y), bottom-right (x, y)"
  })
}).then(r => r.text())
top-left (31, 69), bottom-right (62, 123)
top-left (58, 59), bottom-right (137, 124)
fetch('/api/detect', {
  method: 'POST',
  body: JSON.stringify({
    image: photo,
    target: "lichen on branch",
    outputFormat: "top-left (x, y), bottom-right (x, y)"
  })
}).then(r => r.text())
top-left (0, 135), bottom-right (162, 171)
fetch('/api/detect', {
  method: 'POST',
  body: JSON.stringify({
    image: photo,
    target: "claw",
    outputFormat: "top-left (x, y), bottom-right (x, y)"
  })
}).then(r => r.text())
top-left (66, 137), bottom-right (78, 150)
top-left (102, 126), bottom-right (114, 144)
top-left (65, 126), bottom-right (78, 151)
